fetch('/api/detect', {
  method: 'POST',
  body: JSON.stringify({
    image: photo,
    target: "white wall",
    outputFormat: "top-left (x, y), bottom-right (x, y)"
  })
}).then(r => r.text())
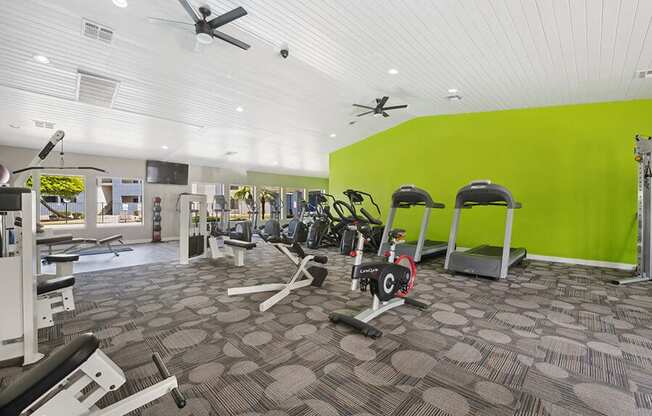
top-left (0, 144), bottom-right (324, 243)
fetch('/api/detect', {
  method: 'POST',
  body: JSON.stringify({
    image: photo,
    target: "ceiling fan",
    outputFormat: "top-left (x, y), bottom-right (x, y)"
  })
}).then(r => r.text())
top-left (353, 96), bottom-right (407, 118)
top-left (149, 0), bottom-right (250, 50)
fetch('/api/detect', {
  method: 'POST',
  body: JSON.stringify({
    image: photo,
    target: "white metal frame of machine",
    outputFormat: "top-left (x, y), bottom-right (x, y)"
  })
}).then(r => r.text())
top-left (0, 188), bottom-right (43, 365)
top-left (1, 334), bottom-right (186, 415)
top-left (178, 193), bottom-right (207, 265)
top-left (227, 238), bottom-right (327, 312)
top-left (613, 135), bottom-right (652, 285)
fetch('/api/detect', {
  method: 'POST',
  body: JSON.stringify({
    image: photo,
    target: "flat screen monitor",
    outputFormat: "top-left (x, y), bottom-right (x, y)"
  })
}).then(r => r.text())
top-left (146, 160), bottom-right (188, 185)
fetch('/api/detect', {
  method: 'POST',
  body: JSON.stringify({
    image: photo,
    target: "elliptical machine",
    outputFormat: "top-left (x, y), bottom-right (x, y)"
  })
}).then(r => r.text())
top-left (259, 192), bottom-right (282, 240)
top-left (329, 201), bottom-right (428, 338)
top-left (212, 195), bottom-right (252, 242)
top-left (306, 193), bottom-right (344, 249)
top-left (340, 189), bottom-right (384, 254)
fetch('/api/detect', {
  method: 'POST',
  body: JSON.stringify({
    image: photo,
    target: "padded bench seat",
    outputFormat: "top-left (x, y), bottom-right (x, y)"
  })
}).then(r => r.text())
top-left (224, 240), bottom-right (256, 250)
top-left (98, 234), bottom-right (123, 244)
top-left (35, 234), bottom-right (73, 246)
top-left (43, 254), bottom-right (79, 263)
top-left (37, 276), bottom-right (75, 295)
top-left (0, 334), bottom-right (99, 416)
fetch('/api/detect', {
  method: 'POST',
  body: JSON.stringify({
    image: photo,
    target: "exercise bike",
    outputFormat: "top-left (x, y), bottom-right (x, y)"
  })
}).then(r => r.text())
top-left (329, 202), bottom-right (428, 338)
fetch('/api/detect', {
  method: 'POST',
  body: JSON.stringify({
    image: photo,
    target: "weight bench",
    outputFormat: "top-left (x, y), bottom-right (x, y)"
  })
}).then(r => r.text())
top-left (208, 236), bottom-right (256, 267)
top-left (0, 333), bottom-right (185, 416)
top-left (227, 236), bottom-right (328, 311)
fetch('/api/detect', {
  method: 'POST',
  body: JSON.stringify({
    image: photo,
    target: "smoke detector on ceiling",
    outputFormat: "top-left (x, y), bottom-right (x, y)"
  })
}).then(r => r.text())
top-left (637, 69), bottom-right (652, 79)
top-left (76, 70), bottom-right (120, 108)
top-left (81, 19), bottom-right (114, 44)
top-left (34, 120), bottom-right (56, 129)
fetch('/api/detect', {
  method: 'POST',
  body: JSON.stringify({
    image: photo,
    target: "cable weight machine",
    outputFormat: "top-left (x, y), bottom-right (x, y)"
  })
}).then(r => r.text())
top-left (613, 134), bottom-right (652, 285)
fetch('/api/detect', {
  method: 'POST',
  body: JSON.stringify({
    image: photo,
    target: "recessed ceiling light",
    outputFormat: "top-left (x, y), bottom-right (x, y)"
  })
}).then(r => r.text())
top-left (329, 133), bottom-right (336, 138)
top-left (373, 113), bottom-right (382, 117)
top-left (271, 161), bottom-right (279, 165)
top-left (388, 68), bottom-right (399, 75)
top-left (112, 0), bottom-right (128, 7)
top-left (235, 106), bottom-right (244, 112)
top-left (9, 124), bottom-right (20, 129)
top-left (161, 145), bottom-right (169, 150)
top-left (33, 55), bottom-right (50, 64)
top-left (448, 88), bottom-right (458, 94)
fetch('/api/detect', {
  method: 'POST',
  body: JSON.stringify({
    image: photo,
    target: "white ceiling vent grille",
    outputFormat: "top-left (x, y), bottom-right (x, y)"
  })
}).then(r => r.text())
top-left (637, 69), bottom-right (652, 79)
top-left (76, 71), bottom-right (120, 108)
top-left (34, 120), bottom-right (56, 129)
top-left (82, 19), bottom-right (114, 43)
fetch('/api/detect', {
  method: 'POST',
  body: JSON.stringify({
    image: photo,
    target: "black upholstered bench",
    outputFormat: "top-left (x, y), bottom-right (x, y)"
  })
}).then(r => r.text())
top-left (0, 334), bottom-right (99, 416)
top-left (0, 333), bottom-right (185, 415)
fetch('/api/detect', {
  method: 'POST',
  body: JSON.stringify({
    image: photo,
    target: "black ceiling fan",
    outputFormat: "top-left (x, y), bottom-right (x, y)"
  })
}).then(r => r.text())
top-left (149, 0), bottom-right (250, 50)
top-left (353, 96), bottom-right (407, 118)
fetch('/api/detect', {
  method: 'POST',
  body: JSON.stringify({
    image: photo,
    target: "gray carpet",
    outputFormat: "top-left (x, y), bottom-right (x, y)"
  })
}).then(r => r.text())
top-left (2, 243), bottom-right (652, 416)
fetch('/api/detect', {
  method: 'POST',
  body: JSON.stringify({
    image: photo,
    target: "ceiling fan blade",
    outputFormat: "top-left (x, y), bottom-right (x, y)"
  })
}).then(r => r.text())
top-left (212, 30), bottom-right (250, 50)
top-left (352, 104), bottom-right (374, 110)
top-left (382, 112), bottom-right (390, 117)
top-left (147, 17), bottom-right (194, 28)
top-left (356, 111), bottom-right (374, 117)
top-left (378, 96), bottom-right (389, 108)
top-left (208, 6), bottom-right (247, 29)
top-left (382, 105), bottom-right (408, 110)
top-left (177, 0), bottom-right (201, 22)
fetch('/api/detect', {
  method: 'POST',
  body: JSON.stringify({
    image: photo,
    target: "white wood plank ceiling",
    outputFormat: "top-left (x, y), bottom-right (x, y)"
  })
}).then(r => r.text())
top-left (0, 0), bottom-right (651, 177)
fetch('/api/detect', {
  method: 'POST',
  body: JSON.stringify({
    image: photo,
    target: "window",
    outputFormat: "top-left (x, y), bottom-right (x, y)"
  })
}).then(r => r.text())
top-left (28, 174), bottom-right (86, 226)
top-left (229, 185), bottom-right (254, 221)
top-left (97, 177), bottom-right (143, 225)
top-left (307, 190), bottom-right (325, 212)
top-left (284, 188), bottom-right (305, 218)
top-left (258, 186), bottom-right (281, 220)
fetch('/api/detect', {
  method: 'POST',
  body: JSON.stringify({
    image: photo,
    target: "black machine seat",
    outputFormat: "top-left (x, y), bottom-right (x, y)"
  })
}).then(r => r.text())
top-left (43, 253), bottom-right (79, 263)
top-left (224, 240), bottom-right (257, 250)
top-left (98, 234), bottom-right (123, 244)
top-left (35, 235), bottom-right (74, 246)
top-left (37, 276), bottom-right (75, 295)
top-left (0, 334), bottom-right (100, 416)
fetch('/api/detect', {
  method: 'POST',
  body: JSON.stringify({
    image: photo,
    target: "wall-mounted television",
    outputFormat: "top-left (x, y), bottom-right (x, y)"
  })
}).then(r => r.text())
top-left (146, 160), bottom-right (188, 185)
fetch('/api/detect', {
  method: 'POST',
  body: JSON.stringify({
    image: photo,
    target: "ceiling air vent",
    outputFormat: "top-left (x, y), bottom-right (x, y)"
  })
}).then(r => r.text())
top-left (34, 120), bottom-right (56, 129)
top-left (76, 70), bottom-right (120, 108)
top-left (82, 19), bottom-right (114, 44)
top-left (637, 69), bottom-right (652, 79)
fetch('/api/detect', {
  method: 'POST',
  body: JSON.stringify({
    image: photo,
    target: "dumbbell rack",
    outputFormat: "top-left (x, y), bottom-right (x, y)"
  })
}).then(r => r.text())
top-left (152, 197), bottom-right (162, 242)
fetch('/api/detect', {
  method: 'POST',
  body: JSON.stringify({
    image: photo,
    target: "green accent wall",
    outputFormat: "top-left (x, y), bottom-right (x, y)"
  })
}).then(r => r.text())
top-left (330, 99), bottom-right (652, 264)
top-left (247, 171), bottom-right (328, 190)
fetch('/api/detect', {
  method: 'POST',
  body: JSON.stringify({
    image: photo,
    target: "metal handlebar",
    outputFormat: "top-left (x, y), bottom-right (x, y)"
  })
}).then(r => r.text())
top-left (152, 353), bottom-right (186, 409)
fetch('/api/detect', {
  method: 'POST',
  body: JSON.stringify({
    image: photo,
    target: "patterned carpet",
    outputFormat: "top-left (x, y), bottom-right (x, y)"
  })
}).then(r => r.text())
top-left (2, 242), bottom-right (652, 416)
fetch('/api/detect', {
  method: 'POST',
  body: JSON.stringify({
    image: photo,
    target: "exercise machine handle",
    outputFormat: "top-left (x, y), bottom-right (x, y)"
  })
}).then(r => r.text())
top-left (152, 353), bottom-right (187, 409)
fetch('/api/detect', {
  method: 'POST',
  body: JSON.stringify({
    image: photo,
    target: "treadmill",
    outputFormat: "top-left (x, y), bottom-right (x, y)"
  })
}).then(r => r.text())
top-left (444, 180), bottom-right (526, 279)
top-left (377, 185), bottom-right (447, 262)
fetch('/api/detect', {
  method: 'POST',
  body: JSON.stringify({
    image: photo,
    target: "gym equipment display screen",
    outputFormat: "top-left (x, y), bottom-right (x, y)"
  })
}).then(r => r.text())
top-left (146, 160), bottom-right (189, 185)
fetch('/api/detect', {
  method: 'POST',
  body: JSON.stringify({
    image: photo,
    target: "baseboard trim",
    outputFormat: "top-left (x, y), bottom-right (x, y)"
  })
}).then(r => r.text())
top-left (526, 254), bottom-right (635, 271)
